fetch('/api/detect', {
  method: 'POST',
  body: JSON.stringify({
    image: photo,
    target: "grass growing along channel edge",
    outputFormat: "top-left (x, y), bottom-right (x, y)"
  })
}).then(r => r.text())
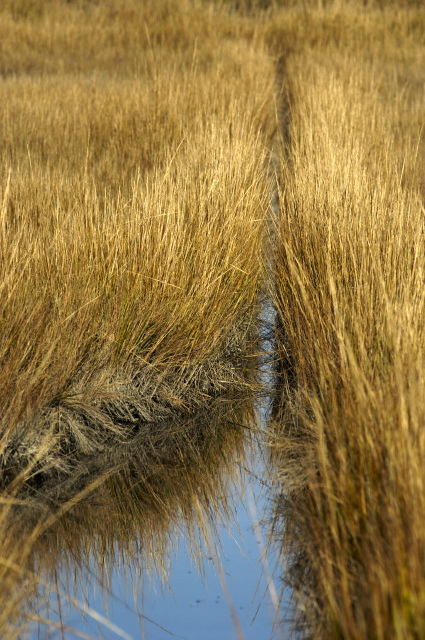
top-left (1, 0), bottom-right (425, 638)
top-left (0, 0), bottom-right (275, 480)
top-left (0, 1), bottom-right (276, 635)
top-left (269, 2), bottom-right (425, 638)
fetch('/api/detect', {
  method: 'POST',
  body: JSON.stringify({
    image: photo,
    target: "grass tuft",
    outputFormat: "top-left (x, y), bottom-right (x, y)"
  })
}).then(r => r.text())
top-left (270, 2), bottom-right (425, 638)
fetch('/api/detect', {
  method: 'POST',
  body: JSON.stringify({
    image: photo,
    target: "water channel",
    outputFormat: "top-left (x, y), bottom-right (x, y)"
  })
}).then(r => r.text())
top-left (31, 454), bottom-right (284, 640)
top-left (11, 308), bottom-right (288, 640)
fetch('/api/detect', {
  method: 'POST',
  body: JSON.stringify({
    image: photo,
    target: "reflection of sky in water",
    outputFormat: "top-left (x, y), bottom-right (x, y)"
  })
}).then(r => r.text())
top-left (33, 469), bottom-right (284, 640)
top-left (138, 484), bottom-right (280, 640)
top-left (29, 306), bottom-right (288, 640)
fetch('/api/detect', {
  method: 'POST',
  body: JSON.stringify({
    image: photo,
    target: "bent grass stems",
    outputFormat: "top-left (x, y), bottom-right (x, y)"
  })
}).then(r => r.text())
top-left (0, 0), bottom-right (278, 636)
top-left (7, 1), bottom-right (425, 638)
top-left (270, 2), bottom-right (425, 638)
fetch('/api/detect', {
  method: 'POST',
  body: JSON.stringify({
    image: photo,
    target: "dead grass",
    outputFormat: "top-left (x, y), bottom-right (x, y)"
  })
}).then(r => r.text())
top-left (269, 2), bottom-right (425, 638)
top-left (5, 0), bottom-right (425, 637)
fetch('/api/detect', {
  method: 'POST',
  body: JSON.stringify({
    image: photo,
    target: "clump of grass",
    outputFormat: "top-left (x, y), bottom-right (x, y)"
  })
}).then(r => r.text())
top-left (0, 1), bottom-right (278, 634)
top-left (269, 2), bottom-right (425, 638)
top-left (0, 0), bottom-right (277, 471)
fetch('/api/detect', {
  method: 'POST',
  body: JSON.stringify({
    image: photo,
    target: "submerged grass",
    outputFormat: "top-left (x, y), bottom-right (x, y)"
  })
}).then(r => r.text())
top-left (270, 1), bottom-right (425, 638)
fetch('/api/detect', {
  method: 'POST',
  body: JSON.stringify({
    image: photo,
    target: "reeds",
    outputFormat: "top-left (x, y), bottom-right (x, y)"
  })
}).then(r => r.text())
top-left (270, 2), bottom-right (425, 638)
top-left (4, 0), bottom-right (425, 637)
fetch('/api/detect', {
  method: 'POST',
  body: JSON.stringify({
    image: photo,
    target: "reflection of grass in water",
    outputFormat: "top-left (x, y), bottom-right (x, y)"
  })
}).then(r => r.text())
top-left (0, 1), bottom-right (278, 637)
top-left (269, 2), bottom-right (425, 638)
top-left (1, 398), bottom-right (256, 639)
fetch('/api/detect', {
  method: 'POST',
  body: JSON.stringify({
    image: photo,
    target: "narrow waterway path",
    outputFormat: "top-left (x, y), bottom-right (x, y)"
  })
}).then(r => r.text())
top-left (25, 302), bottom-right (288, 640)
top-left (28, 449), bottom-right (282, 639)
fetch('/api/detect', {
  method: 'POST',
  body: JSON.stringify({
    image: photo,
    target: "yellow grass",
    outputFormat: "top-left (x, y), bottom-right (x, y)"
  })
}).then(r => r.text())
top-left (270, 1), bottom-right (425, 638)
top-left (3, 0), bottom-right (425, 638)
top-left (0, 0), bottom-right (276, 636)
top-left (0, 0), bottom-right (276, 455)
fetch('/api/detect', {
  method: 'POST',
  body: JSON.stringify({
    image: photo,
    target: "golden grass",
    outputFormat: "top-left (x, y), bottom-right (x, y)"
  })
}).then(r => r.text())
top-left (4, 0), bottom-right (425, 637)
top-left (0, 0), bottom-right (276, 458)
top-left (0, 1), bottom-right (277, 636)
top-left (270, 2), bottom-right (425, 638)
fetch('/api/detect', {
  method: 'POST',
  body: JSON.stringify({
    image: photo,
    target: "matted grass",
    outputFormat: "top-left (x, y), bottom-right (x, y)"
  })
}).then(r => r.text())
top-left (5, 0), bottom-right (425, 637)
top-left (269, 1), bottom-right (425, 638)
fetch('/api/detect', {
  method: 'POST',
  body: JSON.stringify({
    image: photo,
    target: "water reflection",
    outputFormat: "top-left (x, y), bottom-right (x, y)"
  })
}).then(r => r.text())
top-left (1, 393), bottom-right (280, 639)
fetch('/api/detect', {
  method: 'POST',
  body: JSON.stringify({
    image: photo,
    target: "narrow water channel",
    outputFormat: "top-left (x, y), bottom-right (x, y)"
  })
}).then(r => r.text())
top-left (32, 459), bottom-right (281, 640)
top-left (20, 307), bottom-right (286, 640)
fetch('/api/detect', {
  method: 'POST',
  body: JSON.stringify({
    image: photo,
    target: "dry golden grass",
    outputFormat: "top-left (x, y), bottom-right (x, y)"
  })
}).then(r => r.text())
top-left (0, 0), bottom-right (276, 460)
top-left (0, 0), bottom-right (277, 636)
top-left (5, 0), bottom-right (425, 637)
top-left (270, 1), bottom-right (425, 638)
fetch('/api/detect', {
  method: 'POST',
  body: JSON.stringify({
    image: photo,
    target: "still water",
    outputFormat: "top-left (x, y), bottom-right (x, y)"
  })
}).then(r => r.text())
top-left (7, 308), bottom-right (287, 640)
top-left (34, 463), bottom-right (281, 640)
top-left (17, 393), bottom-right (287, 640)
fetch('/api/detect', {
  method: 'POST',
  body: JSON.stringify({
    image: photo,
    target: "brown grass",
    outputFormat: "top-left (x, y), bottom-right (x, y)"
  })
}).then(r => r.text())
top-left (269, 1), bottom-right (425, 638)
top-left (4, 0), bottom-right (425, 638)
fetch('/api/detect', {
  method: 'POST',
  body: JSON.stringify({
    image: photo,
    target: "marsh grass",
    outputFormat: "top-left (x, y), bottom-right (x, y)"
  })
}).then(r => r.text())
top-left (0, 1), bottom-right (279, 636)
top-left (270, 2), bottom-right (425, 638)
top-left (0, 0), bottom-right (277, 467)
top-left (4, 0), bottom-right (425, 637)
